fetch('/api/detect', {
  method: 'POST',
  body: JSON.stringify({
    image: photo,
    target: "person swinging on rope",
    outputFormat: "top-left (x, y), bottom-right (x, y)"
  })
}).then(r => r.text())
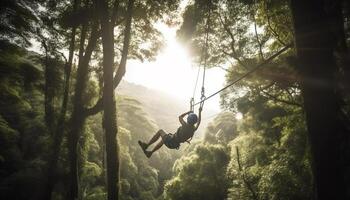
top-left (138, 106), bottom-right (202, 158)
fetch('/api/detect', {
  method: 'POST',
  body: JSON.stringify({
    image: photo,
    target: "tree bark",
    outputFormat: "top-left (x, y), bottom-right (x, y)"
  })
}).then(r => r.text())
top-left (97, 0), bottom-right (118, 199)
top-left (67, 23), bottom-right (99, 200)
top-left (43, 41), bottom-right (55, 132)
top-left (84, 0), bottom-right (134, 117)
top-left (43, 0), bottom-right (80, 199)
top-left (42, 1), bottom-right (80, 199)
top-left (291, 0), bottom-right (347, 199)
top-left (327, 0), bottom-right (350, 94)
top-left (66, 0), bottom-right (134, 198)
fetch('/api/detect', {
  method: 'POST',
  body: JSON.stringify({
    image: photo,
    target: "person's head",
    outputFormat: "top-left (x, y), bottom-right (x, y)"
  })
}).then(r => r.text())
top-left (187, 113), bottom-right (198, 125)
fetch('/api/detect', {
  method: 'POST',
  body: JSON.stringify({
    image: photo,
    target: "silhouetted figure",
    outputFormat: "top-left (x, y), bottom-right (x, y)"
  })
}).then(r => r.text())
top-left (139, 107), bottom-right (202, 158)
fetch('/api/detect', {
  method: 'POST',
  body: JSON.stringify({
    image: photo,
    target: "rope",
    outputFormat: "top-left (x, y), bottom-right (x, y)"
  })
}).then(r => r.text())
top-left (193, 43), bottom-right (293, 107)
top-left (190, 97), bottom-right (195, 111)
top-left (199, 4), bottom-right (212, 110)
top-left (190, 63), bottom-right (201, 111)
top-left (190, 4), bottom-right (211, 111)
top-left (201, 9), bottom-right (211, 96)
top-left (192, 65), bottom-right (201, 98)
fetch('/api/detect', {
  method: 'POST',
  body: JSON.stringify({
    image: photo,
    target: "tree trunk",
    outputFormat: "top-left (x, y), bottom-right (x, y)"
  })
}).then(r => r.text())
top-left (43, 42), bottom-right (55, 132)
top-left (43, 0), bottom-right (80, 199)
top-left (66, 0), bottom-right (134, 198)
top-left (328, 0), bottom-right (350, 94)
top-left (67, 24), bottom-right (99, 200)
top-left (291, 0), bottom-right (347, 199)
top-left (97, 0), bottom-right (119, 198)
top-left (84, 0), bottom-right (134, 117)
top-left (42, 1), bottom-right (80, 199)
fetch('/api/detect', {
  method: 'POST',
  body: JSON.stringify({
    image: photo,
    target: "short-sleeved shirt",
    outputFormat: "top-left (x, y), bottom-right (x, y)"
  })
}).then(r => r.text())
top-left (161, 124), bottom-right (196, 149)
top-left (175, 123), bottom-right (195, 143)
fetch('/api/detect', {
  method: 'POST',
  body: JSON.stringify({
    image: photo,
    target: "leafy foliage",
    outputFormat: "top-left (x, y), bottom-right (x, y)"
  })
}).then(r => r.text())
top-left (1, 0), bottom-right (350, 199)
top-left (165, 144), bottom-right (230, 200)
top-left (0, 40), bottom-right (49, 199)
top-left (227, 103), bottom-right (312, 200)
top-left (78, 96), bottom-right (182, 200)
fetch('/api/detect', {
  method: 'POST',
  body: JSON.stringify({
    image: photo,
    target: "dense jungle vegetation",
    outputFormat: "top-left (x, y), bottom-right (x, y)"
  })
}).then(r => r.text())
top-left (1, 0), bottom-right (350, 200)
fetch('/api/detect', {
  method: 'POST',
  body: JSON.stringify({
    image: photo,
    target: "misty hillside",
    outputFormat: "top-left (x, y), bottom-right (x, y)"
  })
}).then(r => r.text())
top-left (117, 81), bottom-right (218, 138)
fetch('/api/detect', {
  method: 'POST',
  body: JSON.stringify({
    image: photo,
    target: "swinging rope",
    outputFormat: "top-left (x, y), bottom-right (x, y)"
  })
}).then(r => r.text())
top-left (190, 64), bottom-right (201, 111)
top-left (190, 4), bottom-right (212, 111)
top-left (193, 43), bottom-right (293, 107)
top-left (202, 9), bottom-right (211, 91)
top-left (192, 65), bottom-right (201, 98)
top-left (200, 7), bottom-right (211, 110)
top-left (190, 2), bottom-right (291, 110)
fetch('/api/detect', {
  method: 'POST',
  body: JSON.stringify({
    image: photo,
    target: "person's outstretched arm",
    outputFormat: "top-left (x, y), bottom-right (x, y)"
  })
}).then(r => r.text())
top-left (179, 111), bottom-right (192, 125)
top-left (194, 107), bottom-right (202, 131)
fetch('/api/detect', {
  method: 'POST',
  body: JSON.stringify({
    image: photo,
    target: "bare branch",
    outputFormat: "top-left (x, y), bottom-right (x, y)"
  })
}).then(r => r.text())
top-left (55, 50), bottom-right (68, 63)
top-left (217, 65), bottom-right (231, 72)
top-left (217, 12), bottom-right (249, 69)
top-left (251, 3), bottom-right (265, 60)
top-left (222, 50), bottom-right (247, 68)
top-left (263, 1), bottom-right (287, 46)
top-left (260, 89), bottom-right (302, 107)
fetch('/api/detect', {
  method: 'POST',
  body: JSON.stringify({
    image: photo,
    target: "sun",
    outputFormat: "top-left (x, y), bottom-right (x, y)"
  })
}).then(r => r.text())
top-left (125, 23), bottom-right (197, 98)
top-left (235, 112), bottom-right (243, 120)
top-left (124, 22), bottom-right (225, 111)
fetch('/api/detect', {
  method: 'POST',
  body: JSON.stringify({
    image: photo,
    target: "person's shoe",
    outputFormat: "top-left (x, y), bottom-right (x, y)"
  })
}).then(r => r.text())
top-left (138, 140), bottom-right (148, 150)
top-left (144, 150), bottom-right (152, 158)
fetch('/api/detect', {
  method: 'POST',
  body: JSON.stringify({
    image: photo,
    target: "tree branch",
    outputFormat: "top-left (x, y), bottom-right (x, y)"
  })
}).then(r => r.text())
top-left (252, 5), bottom-right (265, 60)
top-left (111, 0), bottom-right (120, 26)
top-left (217, 12), bottom-right (248, 69)
top-left (84, 0), bottom-right (134, 117)
top-left (263, 1), bottom-right (287, 46)
top-left (222, 49), bottom-right (247, 69)
top-left (217, 65), bottom-right (231, 72)
top-left (78, 24), bottom-right (87, 62)
top-left (260, 89), bottom-right (302, 107)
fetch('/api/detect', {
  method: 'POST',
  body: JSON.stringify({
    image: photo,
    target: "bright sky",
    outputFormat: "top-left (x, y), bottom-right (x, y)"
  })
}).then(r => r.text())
top-left (124, 23), bottom-right (226, 111)
top-left (28, 0), bottom-right (227, 112)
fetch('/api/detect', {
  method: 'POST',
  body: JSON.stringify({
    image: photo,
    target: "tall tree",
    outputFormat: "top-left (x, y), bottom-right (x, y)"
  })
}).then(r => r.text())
top-left (291, 0), bottom-right (348, 199)
top-left (42, 0), bottom-right (80, 198)
top-left (96, 0), bottom-right (134, 198)
top-left (65, 0), bottom-right (179, 198)
top-left (68, 23), bottom-right (99, 200)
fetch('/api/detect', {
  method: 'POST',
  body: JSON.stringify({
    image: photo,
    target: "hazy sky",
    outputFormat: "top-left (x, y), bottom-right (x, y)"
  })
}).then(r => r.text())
top-left (124, 22), bottom-right (226, 112)
top-left (28, 0), bottom-right (227, 112)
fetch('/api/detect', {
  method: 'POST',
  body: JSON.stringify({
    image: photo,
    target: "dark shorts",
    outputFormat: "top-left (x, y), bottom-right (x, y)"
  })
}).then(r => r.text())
top-left (159, 130), bottom-right (180, 149)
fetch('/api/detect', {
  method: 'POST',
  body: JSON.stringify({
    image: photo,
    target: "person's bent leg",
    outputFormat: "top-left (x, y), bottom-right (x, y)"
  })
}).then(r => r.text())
top-left (147, 129), bottom-right (165, 147)
top-left (146, 140), bottom-right (164, 158)
top-left (151, 140), bottom-right (164, 153)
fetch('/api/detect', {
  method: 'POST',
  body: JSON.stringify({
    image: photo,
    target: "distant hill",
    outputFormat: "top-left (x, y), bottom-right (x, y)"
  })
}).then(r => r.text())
top-left (116, 81), bottom-right (218, 138)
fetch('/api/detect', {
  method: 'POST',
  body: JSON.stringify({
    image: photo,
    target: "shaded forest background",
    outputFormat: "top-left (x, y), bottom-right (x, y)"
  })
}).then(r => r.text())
top-left (1, 0), bottom-right (350, 200)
